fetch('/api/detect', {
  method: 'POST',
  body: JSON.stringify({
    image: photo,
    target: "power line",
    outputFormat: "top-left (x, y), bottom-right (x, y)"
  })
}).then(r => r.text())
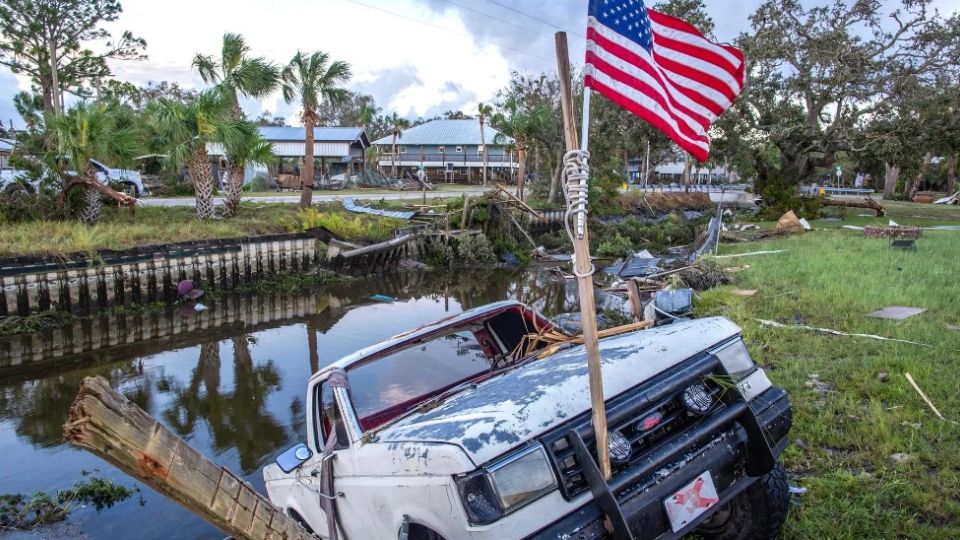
top-left (341, 0), bottom-right (552, 62)
top-left (438, 0), bottom-right (541, 38)
top-left (482, 0), bottom-right (587, 39)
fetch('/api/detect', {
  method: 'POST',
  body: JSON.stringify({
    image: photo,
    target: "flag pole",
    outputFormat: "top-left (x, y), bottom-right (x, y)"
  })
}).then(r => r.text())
top-left (555, 31), bottom-right (612, 481)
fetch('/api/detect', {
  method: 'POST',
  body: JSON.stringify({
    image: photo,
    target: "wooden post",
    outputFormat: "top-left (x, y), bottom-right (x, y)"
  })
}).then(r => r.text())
top-left (555, 31), bottom-right (612, 481)
top-left (63, 376), bottom-right (314, 540)
top-left (462, 195), bottom-right (471, 230)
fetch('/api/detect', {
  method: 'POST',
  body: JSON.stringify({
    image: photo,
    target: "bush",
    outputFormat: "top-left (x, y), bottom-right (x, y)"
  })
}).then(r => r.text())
top-left (291, 208), bottom-right (402, 243)
top-left (596, 233), bottom-right (633, 258)
top-left (455, 233), bottom-right (496, 266)
top-left (244, 174), bottom-right (272, 192)
top-left (0, 189), bottom-right (68, 224)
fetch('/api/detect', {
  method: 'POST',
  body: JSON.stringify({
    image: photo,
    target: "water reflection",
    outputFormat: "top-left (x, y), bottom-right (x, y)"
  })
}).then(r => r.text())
top-left (0, 267), bottom-right (616, 539)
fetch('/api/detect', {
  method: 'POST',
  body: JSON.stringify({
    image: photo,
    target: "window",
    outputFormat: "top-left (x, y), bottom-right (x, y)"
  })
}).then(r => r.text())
top-left (317, 382), bottom-right (349, 449)
top-left (477, 145), bottom-right (485, 155)
top-left (438, 145), bottom-right (445, 152)
top-left (399, 146), bottom-right (407, 154)
top-left (455, 146), bottom-right (463, 153)
top-left (348, 330), bottom-right (493, 430)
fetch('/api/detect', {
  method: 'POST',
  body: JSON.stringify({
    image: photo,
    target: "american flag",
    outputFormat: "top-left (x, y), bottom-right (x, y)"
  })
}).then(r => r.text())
top-left (584, 0), bottom-right (745, 162)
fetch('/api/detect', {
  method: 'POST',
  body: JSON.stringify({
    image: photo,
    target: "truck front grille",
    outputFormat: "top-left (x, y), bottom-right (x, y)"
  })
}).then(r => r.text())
top-left (543, 378), bottom-right (724, 500)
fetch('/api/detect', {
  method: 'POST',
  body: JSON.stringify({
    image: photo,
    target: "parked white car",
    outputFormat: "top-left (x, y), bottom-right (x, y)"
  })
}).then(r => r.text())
top-left (264, 301), bottom-right (793, 540)
top-left (0, 160), bottom-right (148, 197)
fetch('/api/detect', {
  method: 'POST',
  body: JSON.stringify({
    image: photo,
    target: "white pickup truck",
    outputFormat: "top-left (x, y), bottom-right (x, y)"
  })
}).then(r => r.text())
top-left (0, 159), bottom-right (148, 197)
top-left (265, 301), bottom-right (793, 540)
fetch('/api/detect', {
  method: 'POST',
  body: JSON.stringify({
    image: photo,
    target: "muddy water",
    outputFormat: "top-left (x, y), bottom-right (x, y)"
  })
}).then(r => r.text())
top-left (0, 268), bottom-right (612, 539)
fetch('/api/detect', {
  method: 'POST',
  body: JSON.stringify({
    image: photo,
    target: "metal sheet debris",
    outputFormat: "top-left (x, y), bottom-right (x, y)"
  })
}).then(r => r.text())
top-left (866, 306), bottom-right (926, 320)
top-left (342, 197), bottom-right (417, 219)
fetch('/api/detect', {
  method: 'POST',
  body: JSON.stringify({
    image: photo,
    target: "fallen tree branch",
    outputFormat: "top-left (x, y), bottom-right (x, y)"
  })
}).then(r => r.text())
top-left (755, 319), bottom-right (933, 348)
top-left (60, 179), bottom-right (138, 214)
top-left (822, 196), bottom-right (885, 217)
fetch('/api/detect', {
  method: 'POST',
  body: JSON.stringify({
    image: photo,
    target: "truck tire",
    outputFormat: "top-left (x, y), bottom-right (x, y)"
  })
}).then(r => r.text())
top-left (694, 461), bottom-right (790, 540)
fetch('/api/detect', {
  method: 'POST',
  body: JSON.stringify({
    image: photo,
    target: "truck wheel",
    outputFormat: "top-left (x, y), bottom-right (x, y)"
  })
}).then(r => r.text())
top-left (695, 461), bottom-right (790, 540)
top-left (408, 523), bottom-right (446, 540)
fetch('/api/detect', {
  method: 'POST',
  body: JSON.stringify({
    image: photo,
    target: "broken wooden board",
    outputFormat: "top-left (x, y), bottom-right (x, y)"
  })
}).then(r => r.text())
top-left (866, 306), bottom-right (927, 320)
top-left (63, 376), bottom-right (314, 540)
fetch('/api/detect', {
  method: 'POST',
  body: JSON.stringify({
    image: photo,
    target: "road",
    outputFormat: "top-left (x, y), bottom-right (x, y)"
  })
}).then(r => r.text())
top-left (140, 187), bottom-right (490, 207)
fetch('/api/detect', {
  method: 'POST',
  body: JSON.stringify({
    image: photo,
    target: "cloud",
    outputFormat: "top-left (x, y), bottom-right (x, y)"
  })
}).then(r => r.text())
top-left (0, 71), bottom-right (26, 129)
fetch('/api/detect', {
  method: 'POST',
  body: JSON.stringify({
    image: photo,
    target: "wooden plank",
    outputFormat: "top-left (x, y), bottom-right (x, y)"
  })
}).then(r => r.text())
top-left (63, 376), bottom-right (314, 540)
top-left (556, 31), bottom-right (612, 482)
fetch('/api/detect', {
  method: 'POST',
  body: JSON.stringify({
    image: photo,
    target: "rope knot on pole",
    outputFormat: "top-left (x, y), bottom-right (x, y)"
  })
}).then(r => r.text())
top-left (562, 149), bottom-right (595, 278)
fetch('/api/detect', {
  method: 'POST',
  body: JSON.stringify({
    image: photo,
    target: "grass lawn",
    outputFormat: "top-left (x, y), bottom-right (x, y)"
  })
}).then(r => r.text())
top-left (698, 202), bottom-right (960, 539)
top-left (0, 202), bottom-right (421, 257)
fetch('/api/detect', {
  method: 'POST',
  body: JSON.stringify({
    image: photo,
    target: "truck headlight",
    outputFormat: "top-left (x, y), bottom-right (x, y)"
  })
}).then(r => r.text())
top-left (456, 445), bottom-right (557, 525)
top-left (712, 339), bottom-right (756, 380)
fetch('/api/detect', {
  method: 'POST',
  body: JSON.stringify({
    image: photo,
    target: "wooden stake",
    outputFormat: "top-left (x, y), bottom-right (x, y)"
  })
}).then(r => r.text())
top-left (905, 372), bottom-right (945, 420)
top-left (63, 376), bottom-right (314, 540)
top-left (556, 31), bottom-right (612, 481)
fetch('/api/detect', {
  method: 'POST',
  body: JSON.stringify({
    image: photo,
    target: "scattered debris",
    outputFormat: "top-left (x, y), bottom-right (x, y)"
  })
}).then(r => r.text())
top-left (822, 196), bottom-right (886, 216)
top-left (799, 218), bottom-right (812, 231)
top-left (370, 294), bottom-right (396, 303)
top-left (866, 306), bottom-right (927, 320)
top-left (608, 252), bottom-right (663, 278)
top-left (715, 249), bottom-right (789, 259)
top-left (726, 264), bottom-right (751, 273)
top-left (654, 289), bottom-right (694, 321)
top-left (789, 486), bottom-right (808, 496)
top-left (905, 372), bottom-right (945, 420)
top-left (864, 226), bottom-right (923, 239)
top-left (755, 319), bottom-right (934, 348)
top-left (878, 372), bottom-right (890, 383)
top-left (342, 197), bottom-right (417, 220)
top-left (934, 191), bottom-right (959, 205)
top-left (890, 453), bottom-right (913, 464)
top-left (177, 279), bottom-right (204, 300)
top-left (677, 259), bottom-right (731, 291)
top-left (732, 289), bottom-right (758, 297)
top-left (193, 303), bottom-right (207, 312)
top-left (775, 210), bottom-right (805, 234)
top-left (948, 324), bottom-right (960, 332)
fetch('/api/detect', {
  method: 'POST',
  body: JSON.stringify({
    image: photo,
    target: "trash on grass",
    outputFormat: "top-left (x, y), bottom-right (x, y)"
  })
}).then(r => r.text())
top-left (732, 289), bottom-right (758, 297)
top-left (905, 372), bottom-right (945, 421)
top-left (866, 306), bottom-right (927, 320)
top-left (789, 486), bottom-right (808, 495)
top-left (755, 319), bottom-right (934, 348)
top-left (775, 210), bottom-right (804, 235)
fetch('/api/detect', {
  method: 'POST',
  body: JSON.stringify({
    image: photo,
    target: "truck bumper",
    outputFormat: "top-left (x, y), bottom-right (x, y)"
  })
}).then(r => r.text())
top-left (526, 386), bottom-right (792, 540)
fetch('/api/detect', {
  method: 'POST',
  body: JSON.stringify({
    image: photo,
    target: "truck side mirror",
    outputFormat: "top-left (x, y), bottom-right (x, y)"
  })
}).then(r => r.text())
top-left (275, 443), bottom-right (313, 473)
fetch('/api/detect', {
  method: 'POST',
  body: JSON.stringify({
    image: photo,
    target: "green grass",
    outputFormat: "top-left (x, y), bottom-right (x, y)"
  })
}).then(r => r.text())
top-left (0, 202), bottom-right (413, 257)
top-left (695, 206), bottom-right (960, 538)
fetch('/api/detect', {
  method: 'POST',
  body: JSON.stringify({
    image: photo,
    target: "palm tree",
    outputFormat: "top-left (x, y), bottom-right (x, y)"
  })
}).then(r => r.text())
top-left (356, 102), bottom-right (377, 173)
top-left (47, 102), bottom-right (142, 223)
top-left (223, 131), bottom-right (274, 217)
top-left (387, 112), bottom-right (410, 178)
top-left (281, 51), bottom-right (352, 208)
top-left (150, 91), bottom-right (257, 219)
top-left (193, 34), bottom-right (279, 216)
top-left (477, 102), bottom-right (493, 186)
top-left (493, 98), bottom-right (548, 200)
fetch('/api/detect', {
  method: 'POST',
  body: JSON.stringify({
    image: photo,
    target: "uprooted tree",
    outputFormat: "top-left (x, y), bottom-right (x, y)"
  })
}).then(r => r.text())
top-left (732, 0), bottom-right (960, 205)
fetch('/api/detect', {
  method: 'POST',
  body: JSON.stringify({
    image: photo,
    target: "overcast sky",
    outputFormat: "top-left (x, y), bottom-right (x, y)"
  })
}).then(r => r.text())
top-left (2, 0), bottom-right (959, 129)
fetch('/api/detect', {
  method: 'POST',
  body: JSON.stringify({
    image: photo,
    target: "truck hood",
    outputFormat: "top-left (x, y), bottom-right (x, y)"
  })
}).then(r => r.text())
top-left (374, 316), bottom-right (740, 465)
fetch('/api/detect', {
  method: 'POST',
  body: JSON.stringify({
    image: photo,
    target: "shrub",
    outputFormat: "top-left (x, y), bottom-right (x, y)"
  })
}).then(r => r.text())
top-left (291, 208), bottom-right (402, 243)
top-left (455, 233), bottom-right (496, 266)
top-left (596, 233), bottom-right (633, 258)
top-left (244, 174), bottom-right (272, 192)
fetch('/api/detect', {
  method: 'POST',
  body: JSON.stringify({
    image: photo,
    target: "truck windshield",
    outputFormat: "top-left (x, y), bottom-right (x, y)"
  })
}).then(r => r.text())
top-left (348, 331), bottom-right (492, 430)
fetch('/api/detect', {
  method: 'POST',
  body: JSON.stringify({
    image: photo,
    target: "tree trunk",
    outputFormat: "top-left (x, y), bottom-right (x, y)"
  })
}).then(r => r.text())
top-left (63, 376), bottom-right (314, 540)
top-left (683, 154), bottom-right (692, 192)
top-left (548, 156), bottom-right (563, 204)
top-left (190, 147), bottom-right (216, 220)
top-left (908, 152), bottom-right (933, 201)
top-left (81, 184), bottom-right (102, 224)
top-left (300, 115), bottom-right (315, 208)
top-left (307, 322), bottom-right (319, 374)
top-left (517, 145), bottom-right (527, 200)
top-left (223, 163), bottom-right (245, 218)
top-left (883, 162), bottom-right (900, 199)
top-left (947, 155), bottom-right (958, 196)
top-left (480, 120), bottom-right (488, 186)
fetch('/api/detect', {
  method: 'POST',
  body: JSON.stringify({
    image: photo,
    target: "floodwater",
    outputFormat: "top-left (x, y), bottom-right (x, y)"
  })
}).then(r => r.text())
top-left (0, 268), bottom-right (619, 539)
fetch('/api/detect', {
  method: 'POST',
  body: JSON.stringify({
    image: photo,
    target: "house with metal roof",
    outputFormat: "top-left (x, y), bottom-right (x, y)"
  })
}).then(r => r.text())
top-left (208, 126), bottom-right (371, 184)
top-left (0, 139), bottom-right (13, 169)
top-left (371, 119), bottom-right (516, 182)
